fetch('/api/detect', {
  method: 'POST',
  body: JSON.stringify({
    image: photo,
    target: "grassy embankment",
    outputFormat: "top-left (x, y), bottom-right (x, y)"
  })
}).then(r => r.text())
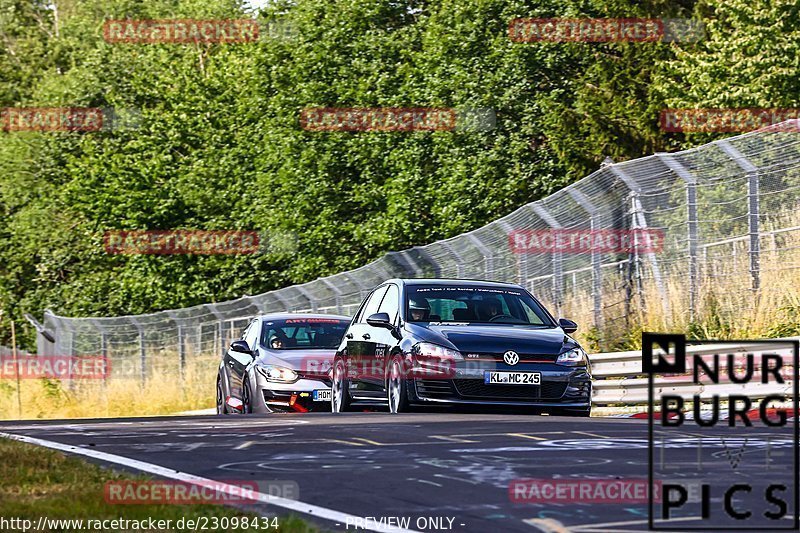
top-left (0, 437), bottom-right (316, 532)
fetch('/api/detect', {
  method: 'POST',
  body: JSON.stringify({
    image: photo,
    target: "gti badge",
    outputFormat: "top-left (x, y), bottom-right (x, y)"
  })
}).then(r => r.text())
top-left (503, 350), bottom-right (519, 366)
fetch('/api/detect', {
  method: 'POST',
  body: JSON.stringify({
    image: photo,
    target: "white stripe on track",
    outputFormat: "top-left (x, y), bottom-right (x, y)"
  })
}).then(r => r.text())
top-left (0, 431), bottom-right (418, 533)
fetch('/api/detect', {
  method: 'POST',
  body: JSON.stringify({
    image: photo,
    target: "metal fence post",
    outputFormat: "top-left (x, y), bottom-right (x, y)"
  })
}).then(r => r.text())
top-left (401, 250), bottom-right (425, 277)
top-left (439, 241), bottom-right (466, 278)
top-left (271, 290), bottom-right (293, 313)
top-left (130, 321), bottom-right (146, 387)
top-left (629, 194), bottom-right (647, 314)
top-left (412, 246), bottom-right (441, 278)
top-left (367, 262), bottom-right (395, 282)
top-left (341, 272), bottom-right (371, 304)
top-left (203, 304), bottom-right (227, 355)
top-left (295, 284), bottom-right (318, 312)
top-left (196, 323), bottom-right (203, 356)
top-left (386, 250), bottom-right (424, 278)
top-left (90, 320), bottom-right (109, 385)
top-left (658, 154), bottom-right (699, 321)
top-left (496, 219), bottom-right (521, 285)
top-left (140, 332), bottom-right (146, 386)
top-left (466, 234), bottom-right (494, 280)
top-left (177, 324), bottom-right (185, 378)
top-left (611, 165), bottom-right (670, 323)
top-left (567, 188), bottom-right (603, 330)
top-left (166, 311), bottom-right (187, 374)
top-left (717, 140), bottom-right (760, 291)
top-left (100, 332), bottom-right (107, 361)
top-left (532, 203), bottom-right (563, 317)
top-left (321, 277), bottom-right (344, 314)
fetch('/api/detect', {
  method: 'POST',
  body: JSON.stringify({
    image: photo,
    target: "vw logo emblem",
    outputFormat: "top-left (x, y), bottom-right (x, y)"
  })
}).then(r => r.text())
top-left (503, 350), bottom-right (519, 366)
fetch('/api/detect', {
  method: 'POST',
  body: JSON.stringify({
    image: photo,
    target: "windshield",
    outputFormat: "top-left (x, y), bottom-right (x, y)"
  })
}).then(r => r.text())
top-left (405, 285), bottom-right (555, 326)
top-left (260, 318), bottom-right (350, 350)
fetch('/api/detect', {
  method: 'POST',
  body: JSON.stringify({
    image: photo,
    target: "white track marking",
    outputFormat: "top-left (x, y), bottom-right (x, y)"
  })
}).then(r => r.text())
top-left (523, 518), bottom-right (570, 532)
top-left (0, 431), bottom-right (418, 533)
top-left (568, 516), bottom-right (701, 532)
top-left (429, 435), bottom-right (477, 443)
top-left (0, 419), bottom-right (309, 432)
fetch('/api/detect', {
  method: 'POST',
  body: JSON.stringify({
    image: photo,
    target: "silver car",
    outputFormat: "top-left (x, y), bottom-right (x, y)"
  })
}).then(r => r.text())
top-left (216, 313), bottom-right (351, 413)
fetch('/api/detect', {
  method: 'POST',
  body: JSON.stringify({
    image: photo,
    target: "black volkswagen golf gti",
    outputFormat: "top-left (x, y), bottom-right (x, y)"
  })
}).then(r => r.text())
top-left (332, 279), bottom-right (592, 415)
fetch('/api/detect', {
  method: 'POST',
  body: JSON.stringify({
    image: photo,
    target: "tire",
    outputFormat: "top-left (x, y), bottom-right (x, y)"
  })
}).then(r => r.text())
top-left (216, 375), bottom-right (228, 415)
top-left (242, 373), bottom-right (254, 414)
top-left (332, 356), bottom-right (352, 413)
top-left (387, 354), bottom-right (410, 414)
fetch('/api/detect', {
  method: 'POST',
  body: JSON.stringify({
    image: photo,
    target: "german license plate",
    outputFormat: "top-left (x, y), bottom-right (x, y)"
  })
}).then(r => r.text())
top-left (484, 371), bottom-right (541, 385)
top-left (312, 389), bottom-right (332, 401)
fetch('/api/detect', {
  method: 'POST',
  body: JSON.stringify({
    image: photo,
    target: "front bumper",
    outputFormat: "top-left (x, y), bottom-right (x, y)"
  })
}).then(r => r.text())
top-left (410, 361), bottom-right (591, 408)
top-left (254, 375), bottom-right (332, 413)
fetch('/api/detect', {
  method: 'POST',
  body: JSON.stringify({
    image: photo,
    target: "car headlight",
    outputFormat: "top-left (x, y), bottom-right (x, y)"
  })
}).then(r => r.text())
top-left (413, 342), bottom-right (463, 360)
top-left (556, 347), bottom-right (588, 366)
top-left (256, 365), bottom-right (298, 383)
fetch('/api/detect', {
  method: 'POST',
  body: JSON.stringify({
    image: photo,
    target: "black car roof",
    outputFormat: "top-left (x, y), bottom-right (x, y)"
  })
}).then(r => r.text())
top-left (389, 278), bottom-right (524, 289)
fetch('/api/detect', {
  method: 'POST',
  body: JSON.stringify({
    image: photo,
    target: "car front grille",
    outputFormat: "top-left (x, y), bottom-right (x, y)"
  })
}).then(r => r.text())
top-left (263, 390), bottom-right (292, 401)
top-left (415, 379), bottom-right (456, 398)
top-left (464, 352), bottom-right (559, 363)
top-left (296, 372), bottom-right (331, 386)
top-left (453, 379), bottom-right (568, 400)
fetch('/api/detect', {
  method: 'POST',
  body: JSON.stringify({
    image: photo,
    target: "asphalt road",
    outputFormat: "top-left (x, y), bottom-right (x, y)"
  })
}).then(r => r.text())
top-left (1, 412), bottom-right (796, 532)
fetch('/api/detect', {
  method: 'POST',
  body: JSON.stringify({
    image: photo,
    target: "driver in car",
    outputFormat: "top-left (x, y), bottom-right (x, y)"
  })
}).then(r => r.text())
top-left (479, 298), bottom-right (503, 320)
top-left (409, 299), bottom-right (430, 321)
top-left (269, 336), bottom-right (284, 349)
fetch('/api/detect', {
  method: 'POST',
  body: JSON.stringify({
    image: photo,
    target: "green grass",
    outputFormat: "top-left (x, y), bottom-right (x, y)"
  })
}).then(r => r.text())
top-left (0, 437), bottom-right (317, 532)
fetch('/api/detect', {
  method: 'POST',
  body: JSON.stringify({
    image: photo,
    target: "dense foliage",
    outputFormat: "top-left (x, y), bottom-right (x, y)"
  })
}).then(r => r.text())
top-left (1, 0), bottom-right (797, 347)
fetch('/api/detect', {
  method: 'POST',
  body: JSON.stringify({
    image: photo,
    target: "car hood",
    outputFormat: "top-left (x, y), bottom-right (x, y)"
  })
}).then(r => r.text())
top-left (406, 323), bottom-right (575, 355)
top-left (255, 349), bottom-right (335, 372)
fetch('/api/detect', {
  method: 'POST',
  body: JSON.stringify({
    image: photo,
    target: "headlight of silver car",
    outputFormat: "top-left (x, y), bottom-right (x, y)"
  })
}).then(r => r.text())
top-left (556, 347), bottom-right (588, 366)
top-left (256, 365), bottom-right (298, 383)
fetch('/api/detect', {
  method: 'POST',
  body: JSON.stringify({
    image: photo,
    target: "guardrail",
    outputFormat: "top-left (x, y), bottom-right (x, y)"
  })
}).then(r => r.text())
top-left (588, 338), bottom-right (798, 405)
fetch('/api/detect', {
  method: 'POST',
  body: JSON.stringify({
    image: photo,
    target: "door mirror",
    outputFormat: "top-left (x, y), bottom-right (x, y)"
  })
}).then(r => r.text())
top-left (230, 340), bottom-right (252, 354)
top-left (366, 312), bottom-right (393, 329)
top-left (558, 318), bottom-right (578, 334)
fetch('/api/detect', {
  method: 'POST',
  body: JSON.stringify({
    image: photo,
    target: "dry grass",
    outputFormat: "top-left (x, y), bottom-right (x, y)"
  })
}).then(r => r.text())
top-left (0, 355), bottom-right (218, 420)
top-left (563, 223), bottom-right (800, 351)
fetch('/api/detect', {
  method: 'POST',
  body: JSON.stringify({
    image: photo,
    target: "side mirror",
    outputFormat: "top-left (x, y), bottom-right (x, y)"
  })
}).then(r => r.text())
top-left (230, 340), bottom-right (252, 354)
top-left (366, 312), bottom-right (393, 329)
top-left (558, 318), bottom-right (578, 334)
